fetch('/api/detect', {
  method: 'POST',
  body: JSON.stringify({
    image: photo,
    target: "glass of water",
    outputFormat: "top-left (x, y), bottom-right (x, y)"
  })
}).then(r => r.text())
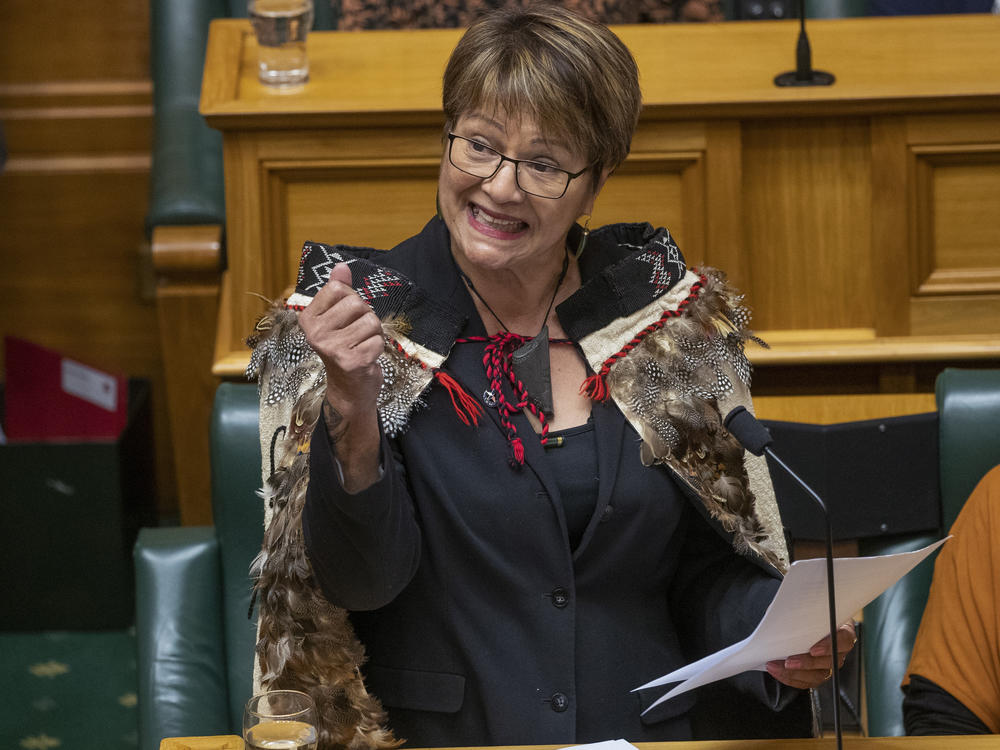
top-left (243, 689), bottom-right (319, 750)
top-left (249, 0), bottom-right (314, 87)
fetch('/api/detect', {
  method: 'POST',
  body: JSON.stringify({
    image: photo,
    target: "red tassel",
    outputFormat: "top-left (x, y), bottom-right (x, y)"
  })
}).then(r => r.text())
top-left (434, 370), bottom-right (483, 427)
top-left (510, 437), bottom-right (525, 465)
top-left (580, 372), bottom-right (609, 402)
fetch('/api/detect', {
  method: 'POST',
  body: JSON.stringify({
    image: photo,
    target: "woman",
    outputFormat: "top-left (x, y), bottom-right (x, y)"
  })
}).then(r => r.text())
top-left (904, 464), bottom-right (1000, 735)
top-left (248, 5), bottom-right (856, 748)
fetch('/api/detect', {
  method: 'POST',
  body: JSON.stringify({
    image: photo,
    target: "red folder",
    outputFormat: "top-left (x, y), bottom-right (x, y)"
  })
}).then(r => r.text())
top-left (4, 337), bottom-right (129, 442)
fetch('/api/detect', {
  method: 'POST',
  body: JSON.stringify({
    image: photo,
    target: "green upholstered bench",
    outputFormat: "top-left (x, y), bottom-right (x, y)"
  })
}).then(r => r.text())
top-left (134, 383), bottom-right (262, 750)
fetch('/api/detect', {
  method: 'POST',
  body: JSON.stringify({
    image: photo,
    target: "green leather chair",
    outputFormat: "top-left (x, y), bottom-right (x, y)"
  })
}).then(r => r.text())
top-left (134, 383), bottom-right (262, 750)
top-left (862, 368), bottom-right (1000, 736)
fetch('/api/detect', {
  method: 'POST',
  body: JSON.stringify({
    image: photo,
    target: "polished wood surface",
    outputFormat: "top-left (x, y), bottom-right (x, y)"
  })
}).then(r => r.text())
top-left (201, 15), bottom-right (1000, 124)
top-left (159, 736), bottom-right (1000, 750)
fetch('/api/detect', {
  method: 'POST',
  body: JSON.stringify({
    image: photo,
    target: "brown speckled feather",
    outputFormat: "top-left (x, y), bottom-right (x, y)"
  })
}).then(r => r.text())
top-left (605, 268), bottom-right (781, 570)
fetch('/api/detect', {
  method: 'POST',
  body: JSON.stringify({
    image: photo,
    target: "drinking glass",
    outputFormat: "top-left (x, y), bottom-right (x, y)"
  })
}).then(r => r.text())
top-left (248, 0), bottom-right (314, 86)
top-left (243, 689), bottom-right (319, 750)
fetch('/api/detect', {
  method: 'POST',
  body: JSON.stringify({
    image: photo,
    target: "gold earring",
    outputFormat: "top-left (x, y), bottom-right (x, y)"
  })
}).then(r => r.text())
top-left (574, 215), bottom-right (591, 259)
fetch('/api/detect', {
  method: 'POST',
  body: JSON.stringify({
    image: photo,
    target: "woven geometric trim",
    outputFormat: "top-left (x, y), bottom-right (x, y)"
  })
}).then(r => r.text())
top-left (575, 270), bottom-right (700, 368)
top-left (290, 241), bottom-right (466, 358)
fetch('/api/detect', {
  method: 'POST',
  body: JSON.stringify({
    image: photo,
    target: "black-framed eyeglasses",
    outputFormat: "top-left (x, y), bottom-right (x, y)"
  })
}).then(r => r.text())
top-left (447, 133), bottom-right (589, 200)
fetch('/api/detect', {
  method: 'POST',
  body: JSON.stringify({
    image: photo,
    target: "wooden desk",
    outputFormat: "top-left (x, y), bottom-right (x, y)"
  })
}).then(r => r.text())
top-left (159, 736), bottom-right (1000, 750)
top-left (200, 14), bottom-right (1000, 390)
top-left (155, 14), bottom-right (1000, 522)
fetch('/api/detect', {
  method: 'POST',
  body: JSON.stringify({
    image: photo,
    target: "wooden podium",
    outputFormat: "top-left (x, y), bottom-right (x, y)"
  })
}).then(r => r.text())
top-left (166, 14), bottom-right (1000, 521)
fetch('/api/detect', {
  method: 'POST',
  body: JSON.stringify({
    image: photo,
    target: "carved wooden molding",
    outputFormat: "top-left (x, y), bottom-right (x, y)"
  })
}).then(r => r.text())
top-left (911, 145), bottom-right (1000, 296)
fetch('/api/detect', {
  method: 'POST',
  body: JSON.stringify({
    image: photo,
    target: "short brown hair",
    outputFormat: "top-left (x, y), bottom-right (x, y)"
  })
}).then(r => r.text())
top-left (442, 4), bottom-right (642, 183)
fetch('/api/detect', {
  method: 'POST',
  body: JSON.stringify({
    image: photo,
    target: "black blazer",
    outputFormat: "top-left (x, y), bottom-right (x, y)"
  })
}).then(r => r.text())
top-left (303, 218), bottom-right (813, 746)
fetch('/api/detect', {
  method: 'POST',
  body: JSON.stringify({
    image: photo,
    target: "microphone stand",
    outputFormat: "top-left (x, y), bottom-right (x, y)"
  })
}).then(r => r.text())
top-left (774, 0), bottom-right (835, 87)
top-left (761, 448), bottom-right (843, 750)
top-left (724, 407), bottom-right (842, 750)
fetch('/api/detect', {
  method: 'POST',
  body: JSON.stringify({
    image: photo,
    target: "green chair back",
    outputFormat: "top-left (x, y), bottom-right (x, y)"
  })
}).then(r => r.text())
top-left (936, 368), bottom-right (1000, 532)
top-left (211, 382), bottom-right (265, 731)
top-left (862, 368), bottom-right (1000, 736)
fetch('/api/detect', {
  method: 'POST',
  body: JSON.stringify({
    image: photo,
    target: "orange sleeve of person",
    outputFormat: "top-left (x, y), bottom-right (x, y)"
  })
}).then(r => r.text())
top-left (905, 464), bottom-right (1000, 733)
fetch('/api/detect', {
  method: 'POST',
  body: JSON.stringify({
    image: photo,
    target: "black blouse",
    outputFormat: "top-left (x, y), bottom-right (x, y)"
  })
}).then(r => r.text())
top-left (543, 420), bottom-right (600, 550)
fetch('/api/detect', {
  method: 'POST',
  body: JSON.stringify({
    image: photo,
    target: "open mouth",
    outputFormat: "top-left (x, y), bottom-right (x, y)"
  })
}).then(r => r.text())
top-left (469, 204), bottom-right (528, 236)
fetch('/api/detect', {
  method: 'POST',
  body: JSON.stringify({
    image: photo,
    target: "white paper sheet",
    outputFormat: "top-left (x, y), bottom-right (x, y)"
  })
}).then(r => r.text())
top-left (561, 741), bottom-right (637, 750)
top-left (634, 537), bottom-right (949, 714)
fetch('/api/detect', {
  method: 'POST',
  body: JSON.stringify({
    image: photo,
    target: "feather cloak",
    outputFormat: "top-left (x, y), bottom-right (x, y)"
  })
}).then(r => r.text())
top-left (245, 231), bottom-right (793, 749)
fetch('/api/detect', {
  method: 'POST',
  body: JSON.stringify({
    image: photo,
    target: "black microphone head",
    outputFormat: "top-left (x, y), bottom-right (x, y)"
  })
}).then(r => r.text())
top-left (723, 406), bottom-right (773, 457)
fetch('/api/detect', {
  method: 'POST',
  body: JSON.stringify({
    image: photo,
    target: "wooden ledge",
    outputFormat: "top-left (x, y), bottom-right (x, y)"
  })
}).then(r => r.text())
top-left (214, 326), bottom-right (1000, 379)
top-left (201, 15), bottom-right (1000, 130)
top-left (748, 329), bottom-right (1000, 366)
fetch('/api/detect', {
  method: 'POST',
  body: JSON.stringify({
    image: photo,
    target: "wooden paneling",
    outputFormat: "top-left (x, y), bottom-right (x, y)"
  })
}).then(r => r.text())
top-left (594, 156), bottom-right (694, 248)
top-left (0, 1), bottom-right (148, 82)
top-left (902, 114), bottom-right (1000, 338)
top-left (702, 121), bottom-right (747, 288)
top-left (915, 151), bottom-right (1000, 295)
top-left (0, 90), bottom-right (152, 155)
top-left (0, 1), bottom-right (168, 512)
top-left (279, 166), bottom-right (439, 272)
top-left (742, 118), bottom-right (874, 333)
top-left (870, 116), bottom-right (911, 337)
top-left (932, 160), bottom-right (1000, 275)
top-left (910, 296), bottom-right (1000, 337)
top-left (754, 393), bottom-right (938, 424)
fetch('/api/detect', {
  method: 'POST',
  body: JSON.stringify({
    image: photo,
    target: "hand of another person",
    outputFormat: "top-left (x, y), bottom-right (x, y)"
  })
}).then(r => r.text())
top-left (765, 621), bottom-right (858, 690)
top-left (299, 263), bottom-right (384, 417)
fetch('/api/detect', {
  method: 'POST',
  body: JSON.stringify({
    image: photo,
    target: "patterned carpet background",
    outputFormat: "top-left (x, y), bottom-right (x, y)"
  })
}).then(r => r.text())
top-left (0, 629), bottom-right (138, 750)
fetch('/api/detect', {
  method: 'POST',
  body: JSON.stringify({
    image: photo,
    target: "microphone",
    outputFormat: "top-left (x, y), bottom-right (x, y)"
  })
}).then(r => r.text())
top-left (774, 0), bottom-right (835, 87)
top-left (724, 406), bottom-right (843, 750)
